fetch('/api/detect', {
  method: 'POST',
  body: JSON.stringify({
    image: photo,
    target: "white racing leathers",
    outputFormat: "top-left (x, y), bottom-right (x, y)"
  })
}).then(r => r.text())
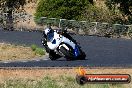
top-left (47, 32), bottom-right (75, 50)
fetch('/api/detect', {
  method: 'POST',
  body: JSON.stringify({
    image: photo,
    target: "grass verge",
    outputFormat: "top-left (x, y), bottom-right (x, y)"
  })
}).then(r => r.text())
top-left (0, 75), bottom-right (123, 88)
top-left (0, 43), bottom-right (45, 61)
top-left (31, 44), bottom-right (45, 56)
top-left (0, 68), bottom-right (131, 88)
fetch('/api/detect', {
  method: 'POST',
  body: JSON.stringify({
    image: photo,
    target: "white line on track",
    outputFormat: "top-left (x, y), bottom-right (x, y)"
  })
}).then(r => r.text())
top-left (34, 59), bottom-right (40, 61)
top-left (43, 59), bottom-right (49, 60)
top-left (21, 61), bottom-right (28, 62)
top-left (3, 61), bottom-right (9, 63)
top-left (1, 58), bottom-right (49, 64)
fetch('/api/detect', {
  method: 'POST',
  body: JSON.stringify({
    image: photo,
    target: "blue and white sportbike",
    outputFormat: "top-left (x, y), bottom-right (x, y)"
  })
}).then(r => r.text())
top-left (41, 27), bottom-right (86, 61)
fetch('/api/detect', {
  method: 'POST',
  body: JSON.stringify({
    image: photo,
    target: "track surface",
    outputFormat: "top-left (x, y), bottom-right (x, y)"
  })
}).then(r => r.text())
top-left (0, 30), bottom-right (132, 67)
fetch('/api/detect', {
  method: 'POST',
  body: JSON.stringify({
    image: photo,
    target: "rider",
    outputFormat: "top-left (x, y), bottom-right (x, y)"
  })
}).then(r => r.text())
top-left (42, 25), bottom-right (77, 47)
top-left (41, 26), bottom-right (61, 60)
top-left (42, 26), bottom-right (53, 53)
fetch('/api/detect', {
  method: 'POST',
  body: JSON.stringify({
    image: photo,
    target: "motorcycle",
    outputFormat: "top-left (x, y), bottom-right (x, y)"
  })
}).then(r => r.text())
top-left (41, 27), bottom-right (86, 61)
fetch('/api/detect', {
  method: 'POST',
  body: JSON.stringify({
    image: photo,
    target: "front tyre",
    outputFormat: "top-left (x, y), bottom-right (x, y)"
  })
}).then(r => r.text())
top-left (49, 50), bottom-right (61, 60)
top-left (59, 45), bottom-right (86, 60)
top-left (59, 46), bottom-right (73, 61)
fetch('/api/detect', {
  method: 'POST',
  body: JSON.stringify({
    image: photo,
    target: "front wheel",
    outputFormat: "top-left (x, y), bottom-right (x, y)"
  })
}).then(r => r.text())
top-left (59, 45), bottom-right (86, 60)
top-left (60, 46), bottom-right (71, 61)
top-left (49, 50), bottom-right (61, 60)
top-left (59, 46), bottom-right (74, 61)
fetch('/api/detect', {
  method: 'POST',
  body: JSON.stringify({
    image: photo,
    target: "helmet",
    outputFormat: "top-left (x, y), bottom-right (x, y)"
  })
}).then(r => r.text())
top-left (44, 27), bottom-right (54, 35)
top-left (43, 27), bottom-right (54, 41)
top-left (44, 27), bottom-right (53, 35)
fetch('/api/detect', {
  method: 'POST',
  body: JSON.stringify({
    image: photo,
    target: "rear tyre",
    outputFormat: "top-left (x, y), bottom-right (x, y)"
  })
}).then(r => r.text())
top-left (78, 49), bottom-right (86, 60)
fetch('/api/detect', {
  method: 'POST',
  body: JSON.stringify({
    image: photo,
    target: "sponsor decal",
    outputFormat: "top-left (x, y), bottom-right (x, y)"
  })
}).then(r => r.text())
top-left (76, 67), bottom-right (131, 85)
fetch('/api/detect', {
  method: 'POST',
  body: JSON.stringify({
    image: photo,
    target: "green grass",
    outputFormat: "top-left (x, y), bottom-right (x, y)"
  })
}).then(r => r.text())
top-left (0, 76), bottom-right (124, 88)
top-left (35, 47), bottom-right (45, 56)
top-left (31, 44), bottom-right (37, 51)
top-left (31, 44), bottom-right (45, 56)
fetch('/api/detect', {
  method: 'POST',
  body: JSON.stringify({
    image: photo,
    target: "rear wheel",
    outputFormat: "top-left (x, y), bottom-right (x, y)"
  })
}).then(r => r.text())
top-left (78, 49), bottom-right (86, 60)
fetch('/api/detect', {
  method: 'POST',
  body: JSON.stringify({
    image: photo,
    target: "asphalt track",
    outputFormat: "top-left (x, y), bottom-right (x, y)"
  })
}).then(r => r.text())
top-left (0, 30), bottom-right (132, 67)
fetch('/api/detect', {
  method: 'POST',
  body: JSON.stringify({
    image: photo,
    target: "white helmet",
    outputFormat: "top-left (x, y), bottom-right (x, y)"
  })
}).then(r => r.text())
top-left (44, 28), bottom-right (51, 35)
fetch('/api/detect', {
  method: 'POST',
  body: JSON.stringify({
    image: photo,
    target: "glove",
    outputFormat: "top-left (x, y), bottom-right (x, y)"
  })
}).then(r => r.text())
top-left (41, 38), bottom-right (47, 46)
top-left (57, 29), bottom-right (63, 34)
